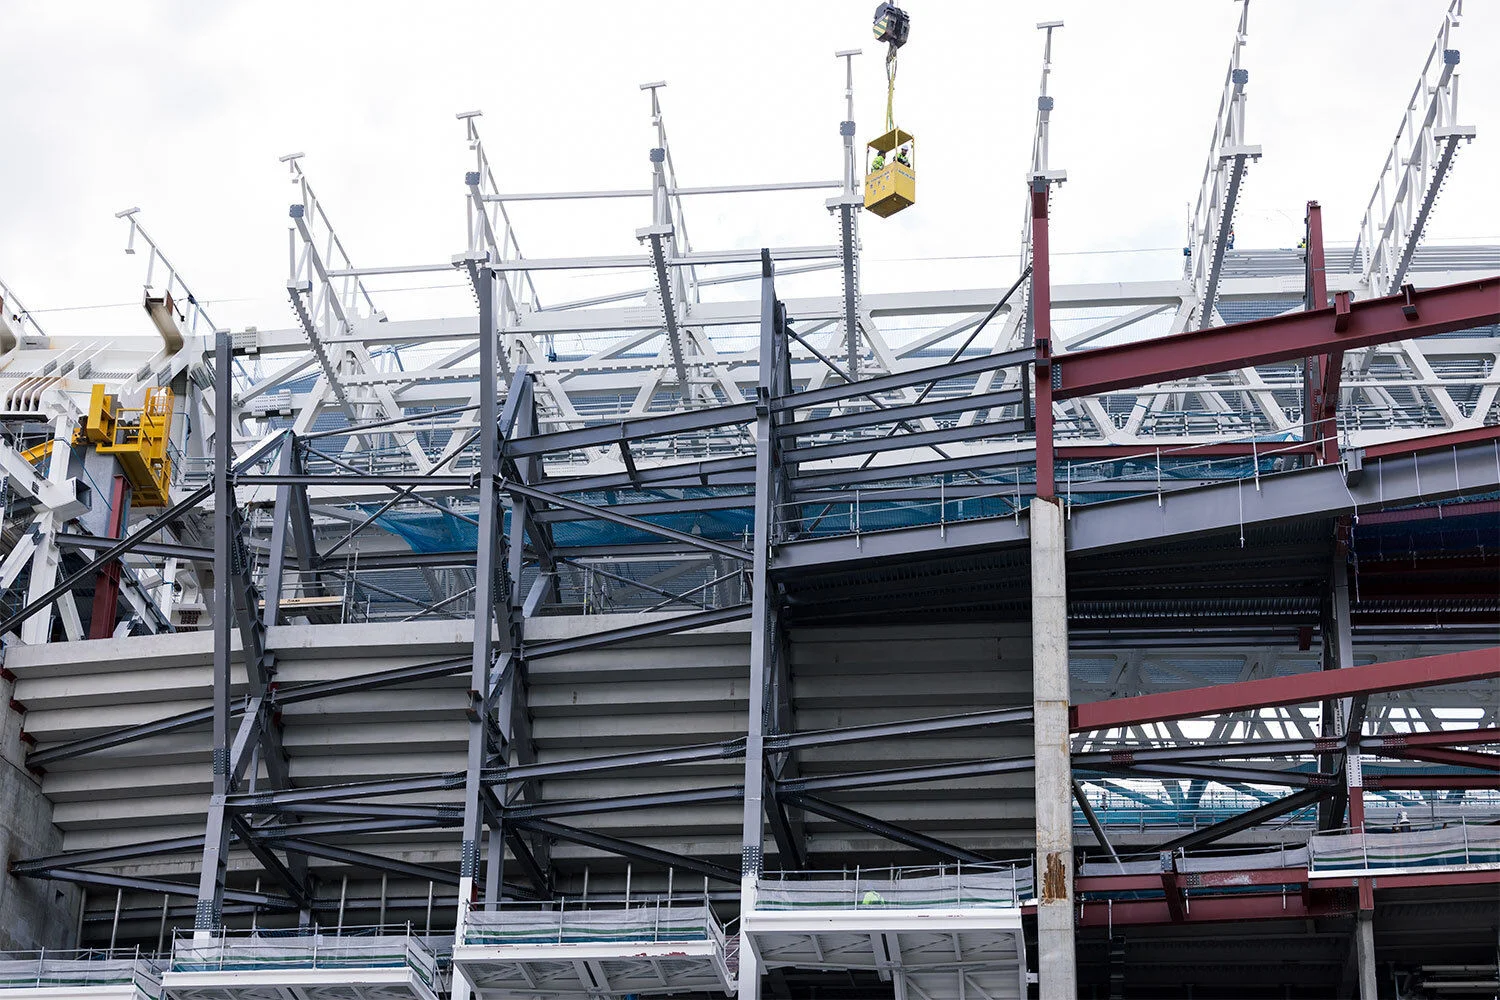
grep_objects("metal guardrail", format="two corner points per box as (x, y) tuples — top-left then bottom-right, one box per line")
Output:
(0, 947), (161, 996)
(1309, 820), (1500, 874)
(756, 860), (1034, 909)
(462, 898), (725, 948)
(774, 431), (1344, 540)
(168, 927), (437, 991)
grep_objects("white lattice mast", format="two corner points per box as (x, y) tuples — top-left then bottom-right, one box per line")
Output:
(1352, 0), (1475, 296)
(282, 155), (432, 470)
(1014, 20), (1065, 350)
(1184, 0), (1260, 330)
(830, 49), (864, 379)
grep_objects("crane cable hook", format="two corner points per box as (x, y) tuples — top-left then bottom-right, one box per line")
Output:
(872, 3), (911, 134)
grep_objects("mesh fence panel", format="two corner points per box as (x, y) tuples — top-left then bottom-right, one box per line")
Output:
(170, 935), (434, 989)
(755, 868), (1032, 910)
(1310, 826), (1500, 871)
(463, 905), (715, 946)
(0, 958), (160, 994)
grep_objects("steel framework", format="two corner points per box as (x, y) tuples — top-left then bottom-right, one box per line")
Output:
(0, 5), (1497, 998)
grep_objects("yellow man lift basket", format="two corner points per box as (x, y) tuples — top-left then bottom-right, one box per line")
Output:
(864, 128), (915, 218)
(74, 384), (175, 506)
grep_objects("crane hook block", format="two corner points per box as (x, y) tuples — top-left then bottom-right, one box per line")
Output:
(872, 3), (910, 48)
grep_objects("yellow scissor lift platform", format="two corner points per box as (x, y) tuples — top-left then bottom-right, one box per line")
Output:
(864, 128), (916, 218)
(73, 385), (174, 506)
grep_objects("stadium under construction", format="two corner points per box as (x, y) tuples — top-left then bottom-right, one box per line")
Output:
(0, 2), (1498, 997)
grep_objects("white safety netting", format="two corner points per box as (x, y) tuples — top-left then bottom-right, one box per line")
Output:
(1081, 846), (1309, 877)
(170, 935), (435, 989)
(463, 904), (717, 947)
(755, 866), (1032, 910)
(1310, 825), (1500, 871)
(0, 957), (160, 996)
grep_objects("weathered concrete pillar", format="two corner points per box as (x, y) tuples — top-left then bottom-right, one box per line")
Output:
(1, 668), (81, 950)
(1030, 496), (1076, 997)
(1355, 880), (1378, 998)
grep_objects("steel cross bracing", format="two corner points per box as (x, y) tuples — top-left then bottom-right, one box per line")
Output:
(1183, 0), (1261, 330)
(1352, 0), (1476, 297)
(0, 27), (1496, 989)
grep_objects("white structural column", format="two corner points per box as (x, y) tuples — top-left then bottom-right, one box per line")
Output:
(1030, 496), (1075, 996)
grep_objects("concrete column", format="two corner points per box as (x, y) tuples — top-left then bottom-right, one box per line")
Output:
(1354, 911), (1377, 998)
(1030, 496), (1076, 997)
(1, 668), (81, 949)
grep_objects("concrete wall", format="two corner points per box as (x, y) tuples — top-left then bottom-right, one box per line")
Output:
(0, 661), (81, 951)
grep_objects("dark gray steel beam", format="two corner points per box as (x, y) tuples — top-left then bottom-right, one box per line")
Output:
(543, 456), (756, 496)
(772, 347), (1033, 414)
(267, 837), (460, 886)
(532, 493), (755, 524)
(493, 740), (744, 785)
(504, 785), (743, 821)
(783, 793), (990, 864)
(237, 474), (471, 488)
(777, 389), (1023, 440)
(514, 818), (739, 884)
(523, 603), (752, 659)
(54, 534), (212, 561)
(502, 478), (751, 562)
(35, 868), (297, 909)
(769, 707), (1033, 753)
(13, 836), (208, 875)
(273, 656), (470, 705)
(1072, 781), (1119, 864)
(194, 329), (238, 930)
(788, 449), (1035, 492)
(458, 260), (500, 913)
(28, 707), (214, 768)
(1093, 762), (1332, 788)
(506, 403), (756, 459)
(781, 418), (1027, 465)
(777, 755), (1034, 795)
(231, 773), (460, 810)
(1156, 787), (1329, 853)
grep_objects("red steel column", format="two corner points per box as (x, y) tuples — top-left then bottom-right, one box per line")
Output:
(1303, 201), (1343, 465)
(88, 476), (130, 640)
(1031, 181), (1055, 499)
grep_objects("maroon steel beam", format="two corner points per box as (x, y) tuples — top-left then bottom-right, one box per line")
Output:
(1077, 891), (1351, 927)
(1078, 867), (1306, 894)
(1362, 424), (1500, 459)
(1303, 201), (1344, 465)
(88, 477), (130, 641)
(1032, 181), (1055, 499)
(1366, 774), (1500, 790)
(1056, 443), (1316, 460)
(1053, 274), (1500, 399)
(1357, 499), (1500, 525)
(1366, 727), (1500, 750)
(1071, 647), (1500, 732)
(1378, 745), (1500, 772)
(1316, 868), (1500, 890)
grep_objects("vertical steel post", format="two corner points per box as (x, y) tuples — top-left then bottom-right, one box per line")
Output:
(737, 250), (781, 1000)
(193, 330), (235, 933)
(261, 443), (298, 629)
(1303, 201), (1343, 466)
(457, 263), (501, 951)
(1031, 181), (1056, 499)
(87, 477), (130, 639)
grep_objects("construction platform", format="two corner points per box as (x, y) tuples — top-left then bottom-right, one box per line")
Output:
(742, 864), (1030, 1000)
(453, 899), (736, 998)
(159, 931), (440, 1000)
(0, 951), (162, 1000)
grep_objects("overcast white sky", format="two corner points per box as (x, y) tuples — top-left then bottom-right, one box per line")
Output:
(1, 0), (1495, 338)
